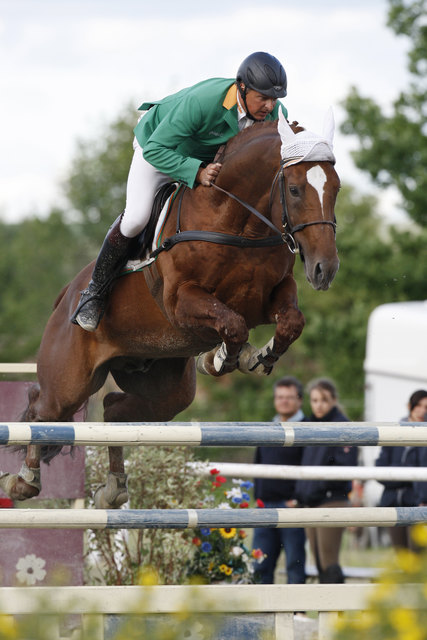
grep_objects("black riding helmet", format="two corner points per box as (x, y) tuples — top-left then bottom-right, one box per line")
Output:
(236, 52), (287, 99)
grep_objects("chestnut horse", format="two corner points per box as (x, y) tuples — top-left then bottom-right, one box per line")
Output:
(0, 112), (340, 507)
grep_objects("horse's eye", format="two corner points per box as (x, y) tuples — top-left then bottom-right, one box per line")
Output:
(289, 186), (299, 196)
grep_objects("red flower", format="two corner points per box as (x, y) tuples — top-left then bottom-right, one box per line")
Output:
(212, 481), (222, 488)
(238, 530), (247, 539)
(256, 499), (265, 508)
(192, 537), (201, 546)
(209, 468), (220, 476)
(216, 476), (227, 484)
(239, 501), (249, 508)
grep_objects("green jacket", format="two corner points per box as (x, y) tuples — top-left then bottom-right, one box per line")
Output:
(134, 77), (287, 188)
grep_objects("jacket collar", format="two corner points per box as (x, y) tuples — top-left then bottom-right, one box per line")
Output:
(222, 84), (239, 134)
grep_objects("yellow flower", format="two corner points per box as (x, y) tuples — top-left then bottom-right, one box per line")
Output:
(224, 566), (233, 576)
(395, 549), (419, 573)
(137, 566), (159, 586)
(369, 581), (397, 604)
(0, 615), (18, 638)
(208, 561), (215, 571)
(389, 608), (424, 640)
(219, 564), (228, 573)
(354, 610), (380, 630)
(390, 608), (417, 631)
(219, 527), (236, 539)
(411, 524), (427, 547)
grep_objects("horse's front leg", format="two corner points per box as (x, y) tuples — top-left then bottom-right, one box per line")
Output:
(238, 276), (305, 375)
(172, 284), (249, 376)
(0, 445), (42, 500)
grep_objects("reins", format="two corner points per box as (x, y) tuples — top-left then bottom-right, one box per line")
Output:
(149, 159), (337, 260)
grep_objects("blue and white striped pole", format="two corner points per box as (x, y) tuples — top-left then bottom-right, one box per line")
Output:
(1, 507), (427, 529)
(1, 422), (427, 446)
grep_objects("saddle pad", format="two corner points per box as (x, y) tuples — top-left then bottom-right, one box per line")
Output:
(123, 185), (178, 272)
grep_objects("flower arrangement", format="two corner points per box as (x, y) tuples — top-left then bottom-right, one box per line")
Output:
(186, 469), (266, 584)
(85, 445), (214, 585)
(332, 524), (427, 640)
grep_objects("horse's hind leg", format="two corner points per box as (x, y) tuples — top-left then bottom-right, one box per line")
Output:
(93, 445), (128, 509)
(0, 445), (42, 500)
(93, 357), (196, 509)
(0, 384), (44, 500)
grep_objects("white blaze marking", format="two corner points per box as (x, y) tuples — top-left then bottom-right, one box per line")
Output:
(306, 165), (327, 218)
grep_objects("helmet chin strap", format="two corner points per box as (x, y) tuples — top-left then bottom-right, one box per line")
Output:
(236, 82), (257, 121)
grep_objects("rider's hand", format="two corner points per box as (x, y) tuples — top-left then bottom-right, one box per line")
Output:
(196, 163), (222, 186)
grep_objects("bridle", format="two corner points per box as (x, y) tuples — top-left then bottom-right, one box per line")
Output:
(149, 159), (337, 260)
(270, 159), (337, 254)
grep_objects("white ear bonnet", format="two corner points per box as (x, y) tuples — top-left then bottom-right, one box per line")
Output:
(277, 108), (336, 166)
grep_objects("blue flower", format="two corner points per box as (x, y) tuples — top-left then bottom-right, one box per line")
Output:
(201, 542), (212, 553)
(200, 527), (211, 536)
(242, 492), (251, 501)
(240, 481), (254, 489)
(232, 496), (242, 504)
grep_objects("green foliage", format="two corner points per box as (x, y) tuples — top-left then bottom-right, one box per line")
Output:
(340, 0), (427, 226)
(63, 105), (135, 247)
(0, 210), (83, 361)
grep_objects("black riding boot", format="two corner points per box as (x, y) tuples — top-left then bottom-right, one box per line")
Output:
(71, 217), (134, 331)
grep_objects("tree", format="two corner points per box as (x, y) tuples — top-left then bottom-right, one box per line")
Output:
(340, 0), (427, 226)
(0, 210), (83, 361)
(63, 105), (135, 248)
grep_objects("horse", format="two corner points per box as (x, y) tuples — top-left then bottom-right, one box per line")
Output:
(0, 111), (340, 507)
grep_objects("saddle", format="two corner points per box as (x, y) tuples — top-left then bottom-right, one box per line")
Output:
(129, 182), (179, 260)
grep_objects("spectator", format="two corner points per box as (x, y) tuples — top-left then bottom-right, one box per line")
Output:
(252, 376), (306, 584)
(295, 378), (357, 583)
(378, 389), (427, 547)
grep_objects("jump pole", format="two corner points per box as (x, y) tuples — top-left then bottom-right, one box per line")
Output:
(1, 422), (427, 446)
(1, 507), (427, 529)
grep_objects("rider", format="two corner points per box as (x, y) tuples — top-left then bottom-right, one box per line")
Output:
(71, 52), (288, 332)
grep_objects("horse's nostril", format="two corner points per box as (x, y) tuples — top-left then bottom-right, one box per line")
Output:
(314, 263), (323, 281)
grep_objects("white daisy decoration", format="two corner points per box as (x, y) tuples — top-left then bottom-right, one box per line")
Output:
(16, 554), (47, 586)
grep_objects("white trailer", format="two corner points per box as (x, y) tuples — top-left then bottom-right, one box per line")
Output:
(362, 300), (427, 511)
(364, 300), (427, 421)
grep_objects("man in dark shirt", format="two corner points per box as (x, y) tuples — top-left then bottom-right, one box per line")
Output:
(252, 376), (305, 583)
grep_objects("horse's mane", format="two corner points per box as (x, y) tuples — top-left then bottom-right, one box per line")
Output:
(222, 119), (305, 160)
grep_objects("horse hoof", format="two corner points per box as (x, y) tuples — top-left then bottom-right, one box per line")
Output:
(238, 343), (273, 376)
(196, 351), (212, 375)
(197, 343), (240, 377)
(0, 473), (41, 501)
(196, 346), (222, 376)
(94, 472), (128, 509)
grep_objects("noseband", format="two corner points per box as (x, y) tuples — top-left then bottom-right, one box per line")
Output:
(149, 160), (336, 261)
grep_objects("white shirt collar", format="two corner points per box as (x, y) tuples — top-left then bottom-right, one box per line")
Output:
(236, 90), (253, 130)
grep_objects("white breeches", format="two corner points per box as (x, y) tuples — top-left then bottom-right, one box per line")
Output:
(119, 137), (171, 238)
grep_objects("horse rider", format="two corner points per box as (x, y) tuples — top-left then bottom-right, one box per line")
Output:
(71, 51), (288, 332)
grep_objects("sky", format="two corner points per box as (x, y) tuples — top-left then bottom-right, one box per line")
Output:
(0, 0), (411, 224)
